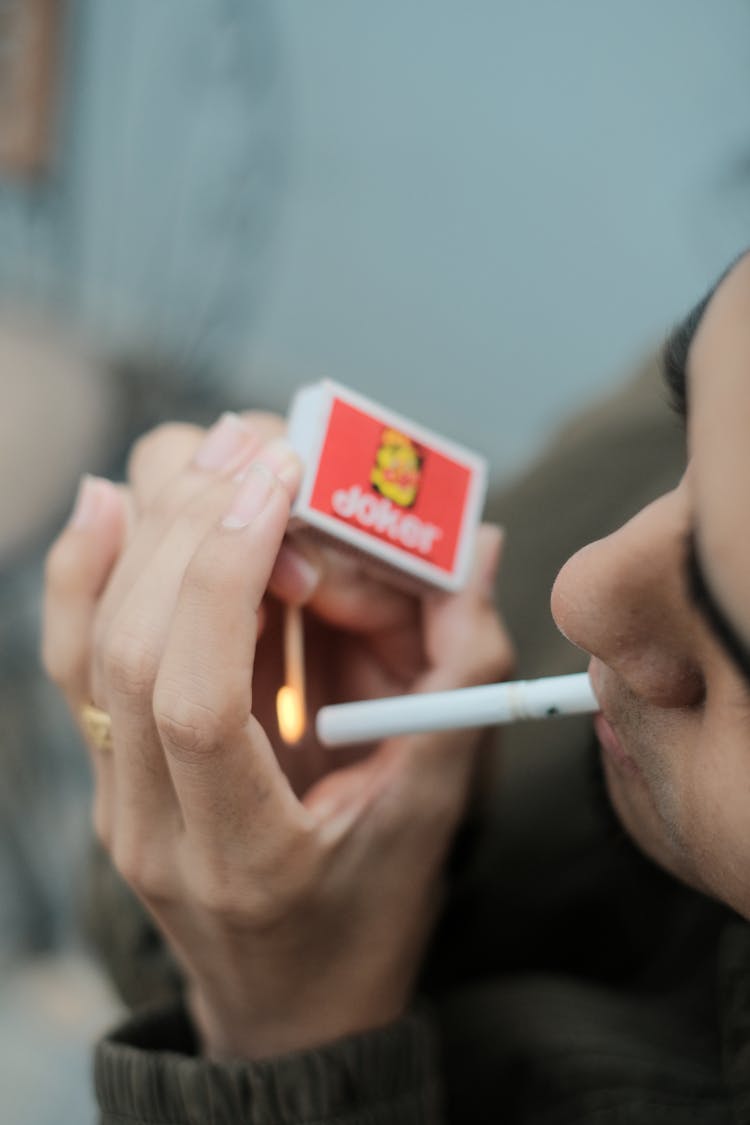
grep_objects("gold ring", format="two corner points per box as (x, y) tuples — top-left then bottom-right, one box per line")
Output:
(80, 703), (113, 752)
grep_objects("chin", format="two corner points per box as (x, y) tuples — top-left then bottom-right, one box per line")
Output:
(599, 749), (716, 903)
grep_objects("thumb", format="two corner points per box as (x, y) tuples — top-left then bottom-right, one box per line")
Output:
(356, 524), (515, 841)
(420, 523), (515, 691)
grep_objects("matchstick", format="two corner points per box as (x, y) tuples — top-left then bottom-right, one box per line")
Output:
(276, 604), (307, 744)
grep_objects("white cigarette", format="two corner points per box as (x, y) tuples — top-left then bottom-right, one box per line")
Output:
(315, 672), (598, 747)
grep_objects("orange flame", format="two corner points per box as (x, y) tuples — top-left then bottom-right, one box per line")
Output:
(276, 684), (306, 745)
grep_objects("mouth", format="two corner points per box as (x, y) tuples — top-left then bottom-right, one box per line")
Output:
(588, 660), (642, 779)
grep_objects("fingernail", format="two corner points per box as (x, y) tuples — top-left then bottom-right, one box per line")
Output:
(274, 542), (321, 600)
(69, 475), (103, 529)
(193, 413), (248, 471)
(237, 437), (302, 492)
(222, 464), (276, 530)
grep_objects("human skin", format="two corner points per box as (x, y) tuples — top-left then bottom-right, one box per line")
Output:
(551, 250), (750, 919)
(43, 252), (750, 1057)
(42, 412), (513, 1059)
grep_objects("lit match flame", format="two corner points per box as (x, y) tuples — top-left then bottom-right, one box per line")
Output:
(276, 684), (306, 744)
(276, 604), (307, 745)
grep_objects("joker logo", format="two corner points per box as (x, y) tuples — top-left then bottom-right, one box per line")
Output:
(370, 428), (422, 508)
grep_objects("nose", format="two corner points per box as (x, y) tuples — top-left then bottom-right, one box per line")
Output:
(550, 487), (704, 708)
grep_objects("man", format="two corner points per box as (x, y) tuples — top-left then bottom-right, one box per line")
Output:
(553, 249), (750, 919)
(42, 250), (750, 1123)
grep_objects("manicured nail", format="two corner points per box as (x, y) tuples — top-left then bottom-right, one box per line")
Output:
(69, 475), (103, 529)
(193, 413), (248, 471)
(222, 464), (276, 529)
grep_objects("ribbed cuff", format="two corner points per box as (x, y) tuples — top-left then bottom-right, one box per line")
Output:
(95, 1000), (442, 1124)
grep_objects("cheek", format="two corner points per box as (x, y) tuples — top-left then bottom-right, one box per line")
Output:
(603, 748), (713, 903)
(691, 332), (750, 656)
(600, 712), (691, 871)
(608, 710), (750, 917)
(685, 709), (750, 915)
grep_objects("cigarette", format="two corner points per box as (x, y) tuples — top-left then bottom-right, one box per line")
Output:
(315, 672), (598, 747)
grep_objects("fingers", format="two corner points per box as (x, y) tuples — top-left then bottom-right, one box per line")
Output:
(42, 476), (128, 846)
(127, 409), (323, 609)
(268, 539), (322, 606)
(127, 411), (418, 631)
(42, 476), (127, 707)
(154, 461), (308, 854)
(96, 415), (279, 664)
(401, 523), (514, 770)
(128, 412), (285, 511)
(97, 435), (304, 865)
(419, 523), (514, 691)
(271, 533), (418, 630)
(327, 524), (515, 840)
(126, 422), (204, 510)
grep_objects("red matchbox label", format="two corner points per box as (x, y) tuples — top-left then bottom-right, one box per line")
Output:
(307, 397), (472, 576)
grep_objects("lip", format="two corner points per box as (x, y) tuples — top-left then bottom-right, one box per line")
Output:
(593, 713), (641, 778)
(588, 660), (642, 779)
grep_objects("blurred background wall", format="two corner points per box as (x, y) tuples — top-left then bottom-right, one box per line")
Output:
(1, 2), (750, 1122)
(3, 0), (750, 478)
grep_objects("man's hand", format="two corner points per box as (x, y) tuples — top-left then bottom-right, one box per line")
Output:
(42, 413), (513, 1060)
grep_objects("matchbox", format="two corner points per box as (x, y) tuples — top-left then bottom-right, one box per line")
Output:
(286, 380), (487, 592)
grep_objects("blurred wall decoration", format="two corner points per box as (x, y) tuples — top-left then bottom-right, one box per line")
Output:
(0, 0), (286, 376)
(0, 0), (63, 175)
